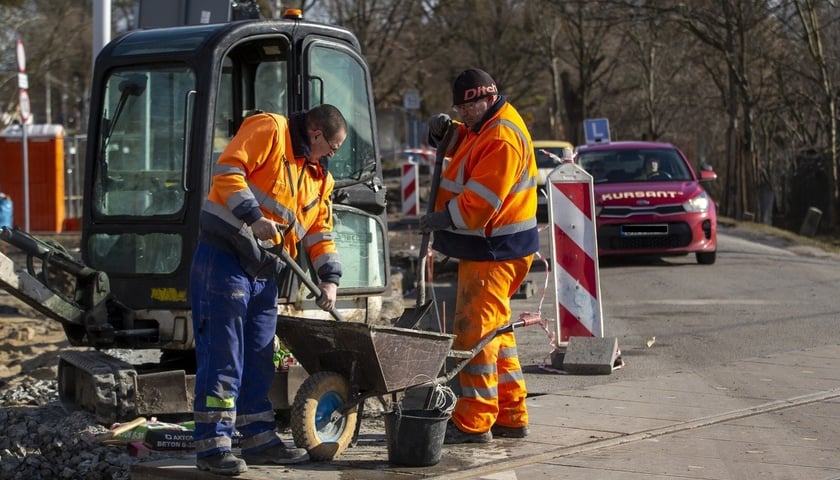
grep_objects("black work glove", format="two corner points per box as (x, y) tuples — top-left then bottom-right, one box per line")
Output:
(419, 210), (452, 233)
(427, 113), (451, 148)
(331, 189), (350, 204)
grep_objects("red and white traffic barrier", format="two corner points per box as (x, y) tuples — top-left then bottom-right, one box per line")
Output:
(546, 162), (603, 343)
(401, 162), (419, 217)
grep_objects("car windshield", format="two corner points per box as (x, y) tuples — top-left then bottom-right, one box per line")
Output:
(577, 148), (692, 183)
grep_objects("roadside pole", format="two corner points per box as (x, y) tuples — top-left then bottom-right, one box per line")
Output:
(17, 38), (30, 232)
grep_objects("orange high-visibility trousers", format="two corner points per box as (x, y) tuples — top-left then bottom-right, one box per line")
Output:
(451, 255), (533, 434)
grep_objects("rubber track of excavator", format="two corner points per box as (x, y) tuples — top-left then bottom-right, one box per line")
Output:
(58, 350), (138, 425)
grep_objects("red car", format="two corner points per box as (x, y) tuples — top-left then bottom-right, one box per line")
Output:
(574, 141), (718, 264)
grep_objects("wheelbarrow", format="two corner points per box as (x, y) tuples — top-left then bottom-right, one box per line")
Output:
(277, 314), (540, 461)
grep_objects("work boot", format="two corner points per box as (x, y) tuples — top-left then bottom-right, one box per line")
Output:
(491, 424), (530, 438)
(196, 451), (248, 476)
(241, 441), (310, 465)
(443, 421), (492, 444)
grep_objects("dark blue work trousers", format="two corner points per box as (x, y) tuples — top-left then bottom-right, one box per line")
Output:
(190, 240), (281, 458)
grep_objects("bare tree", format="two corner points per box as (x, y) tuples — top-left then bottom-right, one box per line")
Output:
(0, 0), (836, 235)
(787, 0), (840, 227)
(617, 6), (703, 142)
(420, 1), (545, 114)
(675, 0), (782, 220)
(535, 1), (624, 145)
(315, 0), (432, 109)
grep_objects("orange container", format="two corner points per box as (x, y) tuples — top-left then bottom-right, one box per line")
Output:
(0, 124), (66, 233)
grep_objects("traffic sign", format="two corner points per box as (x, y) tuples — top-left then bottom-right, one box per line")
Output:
(583, 118), (610, 145)
(19, 90), (30, 122)
(546, 162), (604, 341)
(16, 39), (26, 72)
(403, 89), (420, 110)
(400, 162), (419, 216)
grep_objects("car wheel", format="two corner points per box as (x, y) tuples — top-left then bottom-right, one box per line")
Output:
(696, 251), (716, 265)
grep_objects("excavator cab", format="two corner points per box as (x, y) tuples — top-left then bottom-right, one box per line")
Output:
(81, 17), (389, 351)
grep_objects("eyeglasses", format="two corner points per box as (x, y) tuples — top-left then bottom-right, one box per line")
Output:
(451, 97), (487, 115)
(318, 133), (341, 154)
(326, 137), (341, 154)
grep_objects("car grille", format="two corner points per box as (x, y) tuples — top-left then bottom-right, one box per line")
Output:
(599, 204), (685, 217)
(599, 222), (692, 249)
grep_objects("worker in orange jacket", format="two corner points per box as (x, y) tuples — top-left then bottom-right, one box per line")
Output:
(421, 69), (539, 444)
(191, 105), (346, 475)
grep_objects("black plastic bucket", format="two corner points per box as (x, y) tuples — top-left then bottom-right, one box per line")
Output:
(384, 408), (450, 466)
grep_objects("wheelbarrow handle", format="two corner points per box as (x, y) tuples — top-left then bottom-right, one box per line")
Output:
(505, 312), (543, 331)
(268, 244), (345, 322)
(437, 314), (540, 383)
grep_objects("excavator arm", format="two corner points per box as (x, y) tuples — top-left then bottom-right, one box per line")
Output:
(0, 226), (135, 347)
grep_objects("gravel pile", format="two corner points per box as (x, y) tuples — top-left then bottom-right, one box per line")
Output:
(0, 380), (178, 480)
(0, 377), (390, 479)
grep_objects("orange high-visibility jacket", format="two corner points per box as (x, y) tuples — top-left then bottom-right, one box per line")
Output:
(199, 112), (341, 283)
(432, 98), (539, 260)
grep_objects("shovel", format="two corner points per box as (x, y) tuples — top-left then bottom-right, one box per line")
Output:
(268, 243), (345, 322)
(394, 123), (459, 329)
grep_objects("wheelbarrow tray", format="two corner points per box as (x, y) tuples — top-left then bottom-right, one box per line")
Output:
(277, 317), (455, 395)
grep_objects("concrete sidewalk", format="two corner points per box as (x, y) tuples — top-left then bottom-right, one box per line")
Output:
(131, 344), (840, 480)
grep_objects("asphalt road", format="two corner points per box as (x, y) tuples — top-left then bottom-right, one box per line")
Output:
(414, 222), (840, 395)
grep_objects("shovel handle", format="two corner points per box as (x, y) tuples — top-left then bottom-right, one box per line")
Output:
(98, 416), (147, 441)
(272, 246), (345, 322)
(418, 124), (460, 307)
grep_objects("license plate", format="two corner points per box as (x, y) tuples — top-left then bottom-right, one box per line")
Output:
(620, 224), (668, 237)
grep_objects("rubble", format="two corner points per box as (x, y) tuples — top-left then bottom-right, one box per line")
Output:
(0, 393), (165, 479)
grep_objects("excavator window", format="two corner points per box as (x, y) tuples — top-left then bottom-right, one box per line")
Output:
(308, 43), (376, 184)
(213, 40), (290, 157)
(87, 66), (195, 274)
(93, 66), (195, 218)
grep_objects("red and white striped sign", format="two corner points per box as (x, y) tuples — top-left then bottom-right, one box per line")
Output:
(17, 39), (30, 123)
(401, 162), (419, 216)
(546, 162), (603, 342)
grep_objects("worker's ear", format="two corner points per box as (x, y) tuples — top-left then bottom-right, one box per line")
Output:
(307, 128), (320, 143)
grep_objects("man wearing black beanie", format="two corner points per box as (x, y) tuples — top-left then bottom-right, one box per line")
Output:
(421, 68), (539, 444)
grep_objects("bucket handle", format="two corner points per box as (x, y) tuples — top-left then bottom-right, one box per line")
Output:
(395, 377), (457, 414)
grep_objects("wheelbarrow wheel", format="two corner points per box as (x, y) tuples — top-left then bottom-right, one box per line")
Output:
(290, 371), (357, 461)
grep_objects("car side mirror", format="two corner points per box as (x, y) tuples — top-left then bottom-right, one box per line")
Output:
(699, 167), (717, 183)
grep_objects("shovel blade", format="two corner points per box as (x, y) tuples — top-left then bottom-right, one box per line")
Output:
(394, 300), (436, 330)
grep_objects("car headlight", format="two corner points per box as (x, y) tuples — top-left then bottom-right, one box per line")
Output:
(683, 191), (710, 213)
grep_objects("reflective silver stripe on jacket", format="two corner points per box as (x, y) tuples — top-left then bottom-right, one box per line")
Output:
(439, 119), (535, 238)
(202, 191), (307, 241)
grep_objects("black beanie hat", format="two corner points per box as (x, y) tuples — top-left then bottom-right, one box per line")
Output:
(452, 68), (498, 106)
